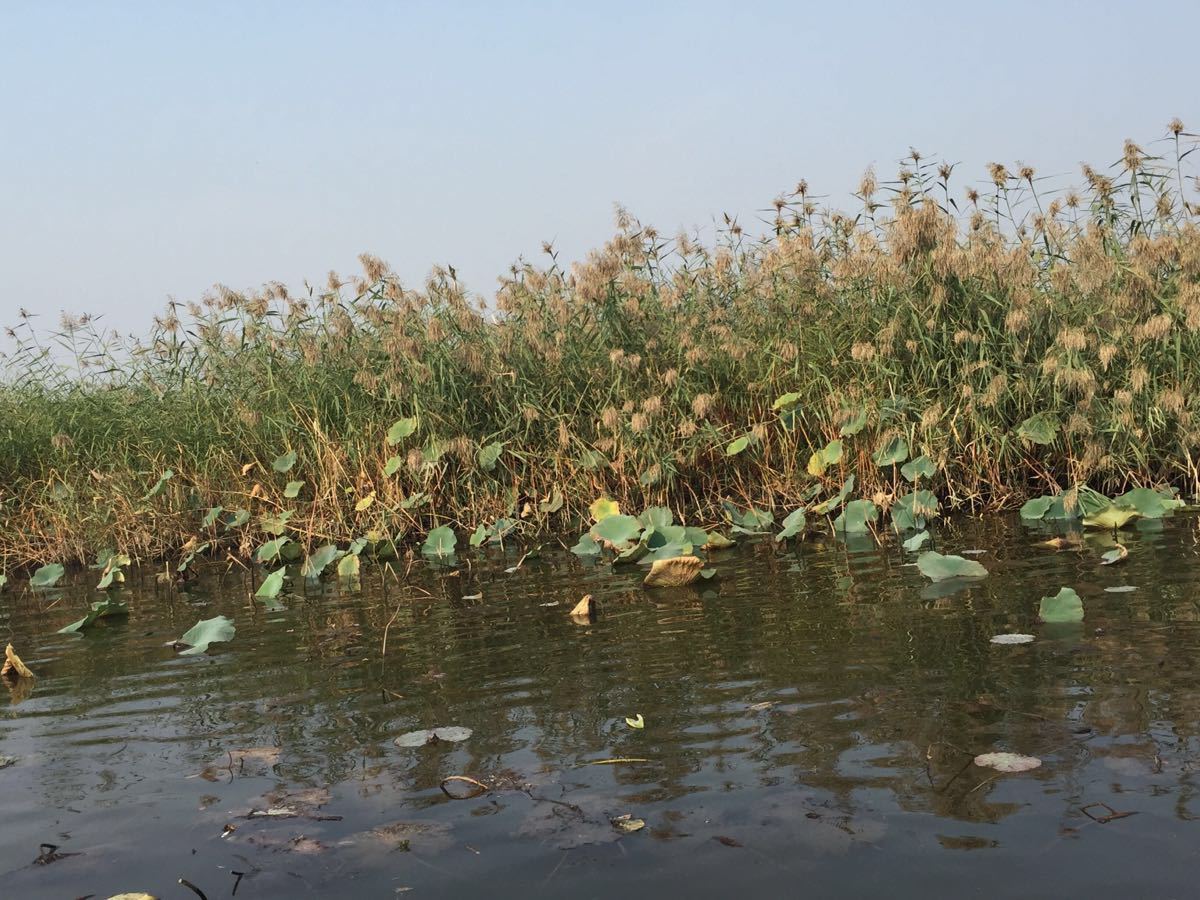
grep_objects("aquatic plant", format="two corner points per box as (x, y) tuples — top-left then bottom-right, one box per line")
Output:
(1, 124), (1198, 566)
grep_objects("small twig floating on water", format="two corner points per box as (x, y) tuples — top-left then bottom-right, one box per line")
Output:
(441, 775), (489, 799)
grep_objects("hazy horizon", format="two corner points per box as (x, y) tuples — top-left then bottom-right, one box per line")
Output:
(2, 0), (1198, 338)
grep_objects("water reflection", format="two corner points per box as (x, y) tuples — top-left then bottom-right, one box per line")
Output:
(2, 513), (1200, 897)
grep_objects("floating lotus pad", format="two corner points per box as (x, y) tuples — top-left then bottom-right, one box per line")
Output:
(394, 726), (474, 748)
(973, 752), (1042, 772)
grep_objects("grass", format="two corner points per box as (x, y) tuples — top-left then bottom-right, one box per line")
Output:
(2, 122), (1199, 568)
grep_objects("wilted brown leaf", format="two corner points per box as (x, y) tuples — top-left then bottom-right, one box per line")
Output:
(569, 594), (594, 624)
(1, 644), (33, 680)
(1037, 536), (1080, 550)
(643, 556), (703, 588)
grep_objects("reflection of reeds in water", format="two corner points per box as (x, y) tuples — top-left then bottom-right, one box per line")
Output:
(2, 124), (1199, 564)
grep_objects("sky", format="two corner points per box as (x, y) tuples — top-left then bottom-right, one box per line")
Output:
(1, 0), (1197, 338)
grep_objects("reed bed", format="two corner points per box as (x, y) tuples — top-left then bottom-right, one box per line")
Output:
(2, 123), (1199, 567)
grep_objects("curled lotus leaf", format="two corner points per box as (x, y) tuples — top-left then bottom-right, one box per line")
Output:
(702, 532), (736, 550)
(776, 508), (807, 541)
(1082, 504), (1139, 530)
(30, 563), (65, 589)
(302, 544), (343, 579)
(643, 556), (704, 588)
(176, 616), (236, 656)
(900, 455), (937, 482)
(871, 435), (909, 467)
(839, 406), (869, 436)
(476, 441), (504, 472)
(255, 566), (287, 599)
(1100, 544), (1128, 566)
(812, 475), (856, 516)
(772, 391), (802, 410)
(571, 533), (602, 557)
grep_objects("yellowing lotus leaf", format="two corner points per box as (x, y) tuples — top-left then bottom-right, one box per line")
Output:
(1, 643), (33, 679)
(589, 498), (620, 522)
(643, 555), (703, 588)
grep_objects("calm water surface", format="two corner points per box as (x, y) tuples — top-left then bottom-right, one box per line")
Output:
(3, 515), (1200, 898)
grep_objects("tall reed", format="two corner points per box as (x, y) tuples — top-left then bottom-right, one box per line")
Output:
(2, 123), (1198, 565)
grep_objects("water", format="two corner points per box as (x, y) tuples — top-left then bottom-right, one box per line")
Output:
(3, 514), (1200, 898)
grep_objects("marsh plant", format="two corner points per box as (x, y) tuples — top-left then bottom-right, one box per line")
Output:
(2, 123), (1199, 565)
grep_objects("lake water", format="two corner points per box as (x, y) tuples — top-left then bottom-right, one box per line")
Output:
(3, 514), (1200, 898)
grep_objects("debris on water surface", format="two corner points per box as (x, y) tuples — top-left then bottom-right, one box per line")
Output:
(990, 634), (1035, 645)
(1081, 802), (1138, 824)
(1038, 536), (1081, 550)
(365, 821), (455, 854)
(33, 843), (80, 865)
(440, 775), (489, 799)
(973, 752), (1042, 772)
(196, 746), (281, 780)
(625, 713), (644, 729)
(610, 814), (646, 833)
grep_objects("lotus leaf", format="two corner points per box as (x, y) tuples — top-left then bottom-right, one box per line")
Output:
(176, 616), (236, 656)
(1039, 586), (1083, 623)
(916, 551), (988, 581)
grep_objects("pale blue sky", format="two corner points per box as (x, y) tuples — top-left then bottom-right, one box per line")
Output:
(1, 0), (1196, 335)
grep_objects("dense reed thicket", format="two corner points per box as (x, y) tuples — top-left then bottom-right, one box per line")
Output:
(2, 124), (1199, 566)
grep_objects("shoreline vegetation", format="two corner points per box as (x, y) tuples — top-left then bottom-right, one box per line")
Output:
(3, 123), (1200, 577)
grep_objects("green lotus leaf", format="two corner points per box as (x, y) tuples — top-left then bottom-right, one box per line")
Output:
(1016, 413), (1057, 446)
(1038, 586), (1083, 623)
(386, 417), (418, 445)
(421, 525), (457, 558)
(872, 435), (909, 467)
(916, 551), (988, 581)
(176, 615), (236, 656)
